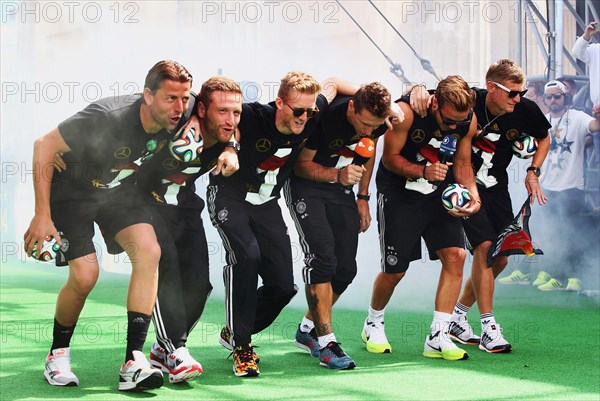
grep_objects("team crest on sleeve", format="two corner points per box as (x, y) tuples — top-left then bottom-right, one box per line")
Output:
(433, 129), (442, 139)
(114, 147), (132, 159)
(329, 139), (344, 149)
(217, 208), (229, 222)
(162, 158), (180, 170)
(256, 139), (271, 152)
(506, 129), (519, 141)
(411, 129), (426, 143)
(208, 159), (217, 170)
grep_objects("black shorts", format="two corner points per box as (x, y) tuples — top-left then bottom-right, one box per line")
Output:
(462, 186), (513, 250)
(377, 189), (465, 273)
(50, 183), (153, 264)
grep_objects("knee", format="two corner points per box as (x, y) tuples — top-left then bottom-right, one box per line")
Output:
(381, 271), (405, 286)
(67, 263), (99, 296)
(439, 248), (466, 274)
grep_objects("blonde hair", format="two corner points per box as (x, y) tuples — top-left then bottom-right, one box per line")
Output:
(485, 59), (525, 85)
(435, 75), (476, 112)
(199, 76), (242, 107)
(277, 71), (321, 102)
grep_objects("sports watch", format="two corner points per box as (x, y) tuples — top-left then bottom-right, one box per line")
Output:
(225, 140), (240, 152)
(526, 166), (541, 177)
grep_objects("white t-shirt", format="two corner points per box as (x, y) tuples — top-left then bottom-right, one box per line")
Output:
(572, 37), (600, 105)
(541, 109), (593, 191)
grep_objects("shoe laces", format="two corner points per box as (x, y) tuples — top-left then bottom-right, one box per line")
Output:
(48, 354), (72, 372)
(231, 345), (256, 364)
(325, 342), (346, 357)
(172, 347), (194, 365)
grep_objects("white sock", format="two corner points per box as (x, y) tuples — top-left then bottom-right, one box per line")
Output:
(451, 302), (470, 322)
(300, 317), (314, 333)
(368, 306), (385, 322)
(431, 311), (452, 335)
(480, 312), (496, 330)
(317, 333), (336, 349)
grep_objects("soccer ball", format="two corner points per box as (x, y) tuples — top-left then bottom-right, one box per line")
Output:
(512, 135), (538, 159)
(169, 127), (203, 162)
(31, 236), (62, 262)
(441, 183), (472, 212)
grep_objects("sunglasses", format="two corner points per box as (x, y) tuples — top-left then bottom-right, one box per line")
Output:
(543, 93), (564, 100)
(285, 103), (319, 118)
(439, 107), (473, 127)
(492, 81), (528, 98)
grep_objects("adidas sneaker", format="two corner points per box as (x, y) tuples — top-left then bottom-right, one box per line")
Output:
(479, 324), (512, 353)
(498, 270), (531, 285)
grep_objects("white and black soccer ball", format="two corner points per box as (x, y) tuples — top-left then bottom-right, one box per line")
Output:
(31, 236), (62, 262)
(441, 183), (472, 212)
(512, 135), (538, 159)
(169, 127), (203, 162)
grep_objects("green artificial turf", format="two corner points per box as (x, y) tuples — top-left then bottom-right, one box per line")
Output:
(0, 260), (598, 400)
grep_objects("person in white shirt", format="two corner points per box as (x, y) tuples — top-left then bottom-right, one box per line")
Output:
(537, 80), (600, 291)
(572, 21), (599, 106)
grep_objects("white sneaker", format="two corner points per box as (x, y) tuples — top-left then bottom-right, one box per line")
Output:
(149, 343), (169, 373)
(423, 328), (468, 361)
(119, 350), (164, 391)
(479, 323), (512, 353)
(361, 318), (392, 353)
(164, 347), (203, 383)
(44, 347), (79, 386)
(448, 316), (481, 345)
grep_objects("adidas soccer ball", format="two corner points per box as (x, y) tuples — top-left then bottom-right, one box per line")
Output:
(441, 183), (472, 212)
(31, 236), (62, 262)
(169, 127), (203, 162)
(512, 135), (538, 159)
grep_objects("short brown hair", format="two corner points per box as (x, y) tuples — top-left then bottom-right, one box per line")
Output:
(485, 59), (525, 85)
(353, 82), (391, 119)
(144, 60), (193, 93)
(277, 71), (321, 102)
(199, 76), (242, 107)
(435, 75), (476, 112)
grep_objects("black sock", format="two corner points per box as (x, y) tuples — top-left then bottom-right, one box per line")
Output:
(125, 311), (151, 363)
(50, 318), (76, 352)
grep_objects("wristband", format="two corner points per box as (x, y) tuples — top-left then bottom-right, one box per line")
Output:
(357, 193), (370, 201)
(337, 167), (343, 184)
(422, 165), (427, 178)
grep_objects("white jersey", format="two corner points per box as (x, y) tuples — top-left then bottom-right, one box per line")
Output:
(541, 109), (593, 191)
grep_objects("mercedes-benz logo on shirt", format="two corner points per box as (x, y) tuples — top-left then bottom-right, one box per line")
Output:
(411, 129), (425, 143)
(162, 158), (180, 170)
(256, 139), (271, 152)
(329, 139), (344, 149)
(114, 147), (132, 159)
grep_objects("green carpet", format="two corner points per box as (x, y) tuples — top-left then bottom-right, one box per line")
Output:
(0, 260), (598, 400)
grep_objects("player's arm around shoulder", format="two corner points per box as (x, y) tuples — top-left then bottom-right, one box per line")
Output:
(215, 129), (240, 177)
(320, 77), (359, 104)
(452, 116), (481, 217)
(381, 102), (420, 178)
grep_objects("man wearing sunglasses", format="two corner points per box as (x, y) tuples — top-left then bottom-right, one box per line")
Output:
(285, 82), (394, 370)
(360, 76), (481, 361)
(207, 72), (357, 377)
(441, 60), (552, 354)
(506, 81), (600, 292)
